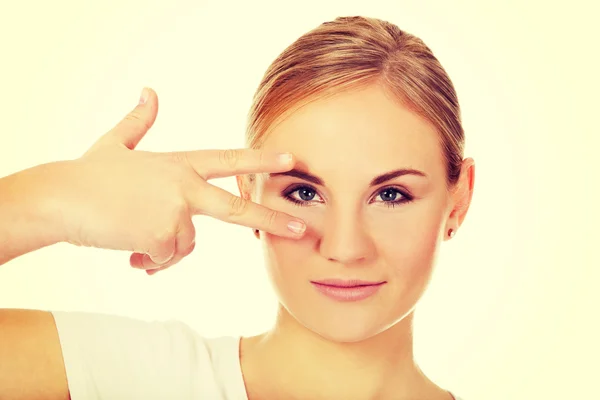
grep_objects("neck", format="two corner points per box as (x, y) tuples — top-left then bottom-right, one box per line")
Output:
(241, 305), (448, 400)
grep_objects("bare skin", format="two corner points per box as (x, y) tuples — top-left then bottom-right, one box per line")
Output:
(236, 84), (475, 400)
(0, 88), (306, 269)
(0, 86), (474, 399)
(240, 314), (456, 400)
(0, 88), (307, 399)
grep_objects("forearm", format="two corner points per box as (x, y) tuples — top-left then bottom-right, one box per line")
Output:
(0, 162), (66, 266)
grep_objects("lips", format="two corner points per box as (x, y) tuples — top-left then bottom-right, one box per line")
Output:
(310, 279), (386, 302)
(311, 279), (384, 287)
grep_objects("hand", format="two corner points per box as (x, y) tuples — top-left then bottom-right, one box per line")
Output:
(49, 87), (305, 273)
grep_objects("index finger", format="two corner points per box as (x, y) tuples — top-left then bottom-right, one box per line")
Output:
(179, 149), (295, 180)
(191, 182), (307, 238)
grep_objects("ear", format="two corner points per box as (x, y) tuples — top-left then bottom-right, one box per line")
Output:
(448, 157), (475, 231)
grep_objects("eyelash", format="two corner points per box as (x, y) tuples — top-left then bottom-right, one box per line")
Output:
(281, 184), (414, 208)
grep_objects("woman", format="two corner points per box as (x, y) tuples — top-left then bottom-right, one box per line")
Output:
(0, 16), (474, 399)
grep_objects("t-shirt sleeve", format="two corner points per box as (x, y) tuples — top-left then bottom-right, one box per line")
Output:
(51, 311), (222, 400)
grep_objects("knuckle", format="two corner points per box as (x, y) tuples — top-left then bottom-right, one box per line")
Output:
(177, 200), (190, 216)
(219, 149), (240, 169)
(168, 203), (189, 227)
(228, 196), (249, 217)
(150, 228), (176, 251)
(125, 111), (151, 130)
(168, 151), (189, 167)
(183, 241), (196, 256)
(263, 209), (278, 229)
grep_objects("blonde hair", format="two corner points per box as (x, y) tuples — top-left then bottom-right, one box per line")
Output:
(245, 16), (464, 186)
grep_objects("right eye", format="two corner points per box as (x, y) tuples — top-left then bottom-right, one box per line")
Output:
(282, 185), (323, 206)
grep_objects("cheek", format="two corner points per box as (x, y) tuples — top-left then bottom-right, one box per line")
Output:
(262, 233), (313, 283)
(369, 204), (445, 280)
(258, 194), (324, 280)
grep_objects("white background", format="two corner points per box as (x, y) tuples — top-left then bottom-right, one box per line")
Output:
(0, 1), (598, 399)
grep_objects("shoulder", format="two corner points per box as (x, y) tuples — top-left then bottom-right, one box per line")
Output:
(51, 311), (243, 399)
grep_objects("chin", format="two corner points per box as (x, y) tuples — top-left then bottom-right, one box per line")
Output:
(288, 304), (401, 344)
(312, 326), (385, 344)
(273, 282), (418, 345)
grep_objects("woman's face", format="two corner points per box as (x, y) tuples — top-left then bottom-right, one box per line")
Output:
(245, 84), (457, 343)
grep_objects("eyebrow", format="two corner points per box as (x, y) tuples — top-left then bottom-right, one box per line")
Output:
(269, 168), (427, 187)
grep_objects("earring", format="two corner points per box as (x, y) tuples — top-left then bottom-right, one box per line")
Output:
(448, 228), (455, 238)
(253, 229), (260, 239)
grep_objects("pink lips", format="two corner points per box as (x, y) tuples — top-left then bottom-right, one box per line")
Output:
(310, 279), (386, 302)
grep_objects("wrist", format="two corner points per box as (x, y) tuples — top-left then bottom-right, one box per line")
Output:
(31, 161), (74, 246)
(0, 161), (71, 264)
(11, 161), (71, 247)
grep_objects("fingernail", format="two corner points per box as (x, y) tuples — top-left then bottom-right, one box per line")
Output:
(287, 221), (306, 234)
(278, 153), (293, 165)
(139, 88), (149, 105)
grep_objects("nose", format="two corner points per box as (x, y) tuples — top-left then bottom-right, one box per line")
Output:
(318, 206), (376, 265)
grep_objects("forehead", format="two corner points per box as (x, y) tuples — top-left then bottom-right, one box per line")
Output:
(261, 84), (445, 182)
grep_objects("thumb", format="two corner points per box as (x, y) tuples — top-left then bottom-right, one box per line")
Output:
(103, 87), (159, 150)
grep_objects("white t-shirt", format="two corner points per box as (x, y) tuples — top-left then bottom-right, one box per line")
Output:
(52, 311), (463, 400)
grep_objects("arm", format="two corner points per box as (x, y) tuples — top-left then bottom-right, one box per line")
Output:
(1, 88), (303, 269)
(0, 309), (217, 400)
(0, 309), (70, 400)
(0, 165), (71, 397)
(0, 87), (303, 398)
(0, 161), (67, 266)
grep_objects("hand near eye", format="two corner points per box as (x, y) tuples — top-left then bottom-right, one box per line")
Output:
(0, 88), (306, 272)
